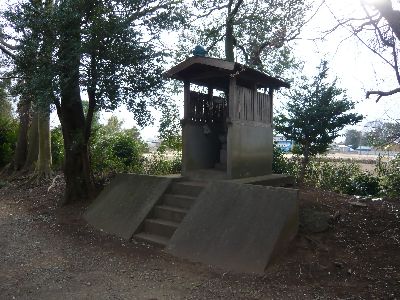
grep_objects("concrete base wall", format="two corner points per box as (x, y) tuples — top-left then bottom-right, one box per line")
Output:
(166, 181), (298, 274)
(182, 123), (220, 174)
(227, 122), (273, 178)
(84, 174), (171, 239)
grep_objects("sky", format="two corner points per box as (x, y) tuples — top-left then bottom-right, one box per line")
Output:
(99, 0), (400, 142)
(2, 0), (399, 143)
(292, 0), (400, 136)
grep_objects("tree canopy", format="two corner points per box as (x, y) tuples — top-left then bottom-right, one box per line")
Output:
(364, 120), (400, 147)
(275, 61), (363, 179)
(329, 0), (400, 101)
(345, 129), (363, 149)
(1, 0), (185, 203)
(176, 0), (314, 75)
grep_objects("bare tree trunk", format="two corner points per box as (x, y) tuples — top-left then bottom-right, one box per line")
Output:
(224, 0), (244, 62)
(225, 18), (235, 62)
(11, 97), (31, 172)
(56, 6), (95, 204)
(23, 110), (39, 171)
(35, 110), (52, 179)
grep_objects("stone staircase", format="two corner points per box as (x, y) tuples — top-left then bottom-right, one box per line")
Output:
(134, 180), (206, 247)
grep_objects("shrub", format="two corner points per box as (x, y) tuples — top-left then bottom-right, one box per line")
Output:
(0, 117), (18, 168)
(272, 143), (300, 178)
(274, 153), (383, 197)
(306, 160), (361, 194)
(344, 172), (381, 196)
(144, 153), (182, 175)
(51, 126), (64, 169)
(380, 155), (400, 198)
(272, 143), (287, 174)
(91, 129), (147, 177)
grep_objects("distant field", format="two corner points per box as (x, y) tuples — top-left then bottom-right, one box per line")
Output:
(322, 152), (394, 173)
(285, 152), (397, 174)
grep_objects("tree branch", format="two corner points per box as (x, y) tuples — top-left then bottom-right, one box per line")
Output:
(230, 0), (244, 18)
(366, 87), (400, 102)
(193, 4), (229, 20)
(0, 43), (15, 58)
(236, 43), (249, 64)
(0, 38), (18, 50)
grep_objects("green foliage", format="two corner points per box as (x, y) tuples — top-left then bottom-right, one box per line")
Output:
(144, 153), (182, 175)
(0, 116), (18, 168)
(177, 0), (310, 74)
(379, 155), (400, 198)
(272, 143), (298, 175)
(90, 116), (148, 177)
(345, 129), (363, 149)
(51, 126), (64, 169)
(158, 100), (182, 152)
(305, 160), (361, 193)
(0, 80), (18, 168)
(275, 61), (363, 165)
(0, 81), (13, 119)
(274, 154), (383, 197)
(345, 172), (381, 197)
(363, 121), (400, 148)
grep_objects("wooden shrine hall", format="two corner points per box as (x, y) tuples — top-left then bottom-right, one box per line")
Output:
(85, 56), (298, 274)
(165, 56), (290, 179)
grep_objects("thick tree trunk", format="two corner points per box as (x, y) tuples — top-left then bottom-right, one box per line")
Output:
(23, 110), (39, 171)
(374, 1), (400, 41)
(225, 18), (235, 62)
(35, 110), (52, 179)
(57, 6), (94, 205)
(12, 97), (31, 171)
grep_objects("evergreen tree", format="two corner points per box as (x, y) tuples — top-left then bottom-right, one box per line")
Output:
(4, 0), (184, 203)
(275, 61), (363, 181)
(345, 129), (363, 149)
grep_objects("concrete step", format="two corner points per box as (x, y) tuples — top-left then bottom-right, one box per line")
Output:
(168, 181), (206, 197)
(134, 232), (168, 247)
(144, 218), (179, 238)
(162, 194), (196, 209)
(154, 205), (188, 223)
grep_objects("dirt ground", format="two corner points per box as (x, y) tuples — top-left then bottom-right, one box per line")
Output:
(0, 175), (399, 299)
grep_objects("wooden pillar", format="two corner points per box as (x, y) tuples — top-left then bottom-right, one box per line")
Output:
(269, 88), (274, 123)
(184, 81), (190, 119)
(228, 77), (237, 120)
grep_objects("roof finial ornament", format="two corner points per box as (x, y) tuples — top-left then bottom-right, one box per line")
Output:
(193, 45), (207, 57)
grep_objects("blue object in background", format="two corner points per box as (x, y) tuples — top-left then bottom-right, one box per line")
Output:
(193, 45), (207, 57)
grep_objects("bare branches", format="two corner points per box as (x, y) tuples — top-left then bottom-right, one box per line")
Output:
(0, 38), (18, 50)
(0, 43), (15, 58)
(206, 33), (225, 52)
(193, 4), (229, 19)
(230, 0), (244, 18)
(323, 0), (400, 101)
(372, 0), (400, 41)
(236, 43), (248, 64)
(366, 87), (400, 102)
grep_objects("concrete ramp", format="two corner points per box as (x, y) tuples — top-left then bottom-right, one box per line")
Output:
(166, 181), (298, 274)
(84, 174), (172, 239)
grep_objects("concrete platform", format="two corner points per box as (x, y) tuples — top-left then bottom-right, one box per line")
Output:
(229, 173), (295, 187)
(168, 171), (294, 187)
(166, 181), (298, 274)
(84, 174), (172, 239)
